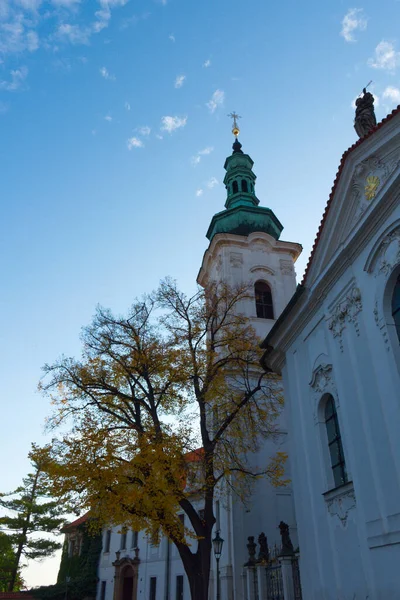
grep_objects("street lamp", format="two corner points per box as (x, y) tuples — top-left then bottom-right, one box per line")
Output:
(212, 530), (224, 600)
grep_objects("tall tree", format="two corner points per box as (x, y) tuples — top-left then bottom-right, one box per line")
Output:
(37, 279), (287, 600)
(0, 448), (65, 591)
(0, 533), (24, 592)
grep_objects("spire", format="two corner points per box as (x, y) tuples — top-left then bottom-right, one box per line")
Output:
(223, 115), (258, 210)
(205, 115), (283, 242)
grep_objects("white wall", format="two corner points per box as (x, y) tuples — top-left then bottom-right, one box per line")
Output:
(279, 197), (400, 599)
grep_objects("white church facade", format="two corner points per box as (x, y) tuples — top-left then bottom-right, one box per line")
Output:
(262, 101), (400, 599)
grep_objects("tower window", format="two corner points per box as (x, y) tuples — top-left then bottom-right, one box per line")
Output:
(241, 179), (248, 192)
(392, 273), (400, 343)
(232, 181), (239, 194)
(255, 281), (274, 319)
(325, 395), (348, 488)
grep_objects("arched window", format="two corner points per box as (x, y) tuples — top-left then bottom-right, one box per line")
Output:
(255, 281), (274, 319)
(241, 179), (248, 192)
(392, 273), (400, 343)
(325, 395), (348, 488)
(232, 181), (239, 194)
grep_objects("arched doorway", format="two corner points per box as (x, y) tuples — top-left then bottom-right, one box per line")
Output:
(112, 554), (140, 600)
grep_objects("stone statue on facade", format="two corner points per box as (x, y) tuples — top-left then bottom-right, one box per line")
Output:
(257, 532), (269, 563)
(279, 521), (294, 556)
(245, 535), (257, 566)
(354, 88), (377, 138)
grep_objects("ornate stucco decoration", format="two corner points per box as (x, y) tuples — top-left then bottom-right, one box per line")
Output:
(310, 364), (333, 394)
(309, 358), (337, 423)
(328, 285), (362, 351)
(375, 229), (400, 276)
(351, 154), (395, 219)
(364, 175), (380, 201)
(249, 264), (275, 276)
(366, 223), (400, 277)
(279, 259), (294, 276)
(326, 487), (356, 528)
(230, 252), (243, 267)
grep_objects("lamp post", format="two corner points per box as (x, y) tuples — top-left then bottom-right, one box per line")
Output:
(212, 530), (224, 600)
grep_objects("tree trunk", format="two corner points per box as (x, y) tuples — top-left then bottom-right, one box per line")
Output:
(8, 468), (40, 591)
(178, 537), (211, 600)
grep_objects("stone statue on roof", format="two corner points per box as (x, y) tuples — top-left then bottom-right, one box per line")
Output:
(354, 88), (377, 139)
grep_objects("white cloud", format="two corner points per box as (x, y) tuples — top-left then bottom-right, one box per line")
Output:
(161, 115), (187, 133)
(0, 15), (40, 55)
(124, 101), (131, 111)
(199, 146), (213, 155)
(0, 66), (28, 91)
(174, 74), (185, 88)
(138, 125), (151, 136)
(51, 0), (81, 6)
(155, 133), (163, 140)
(196, 189), (203, 197)
(340, 8), (367, 42)
(203, 59), (211, 68)
(127, 136), (144, 149)
(191, 146), (214, 166)
(104, 115), (112, 121)
(169, 33), (175, 42)
(383, 86), (400, 105)
(207, 177), (218, 189)
(368, 41), (400, 71)
(16, 0), (42, 11)
(206, 89), (224, 113)
(58, 23), (91, 45)
(26, 30), (39, 50)
(99, 66), (115, 80)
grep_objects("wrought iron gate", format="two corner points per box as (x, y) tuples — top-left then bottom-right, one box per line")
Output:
(292, 557), (303, 600)
(265, 564), (284, 600)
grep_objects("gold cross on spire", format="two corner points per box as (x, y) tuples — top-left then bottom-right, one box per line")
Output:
(228, 112), (241, 137)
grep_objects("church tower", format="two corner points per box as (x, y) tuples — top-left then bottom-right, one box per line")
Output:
(197, 117), (302, 339)
(197, 118), (302, 600)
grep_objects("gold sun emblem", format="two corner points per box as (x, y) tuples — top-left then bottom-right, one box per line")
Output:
(365, 175), (380, 201)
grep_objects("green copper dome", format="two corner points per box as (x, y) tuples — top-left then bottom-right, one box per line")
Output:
(206, 138), (283, 241)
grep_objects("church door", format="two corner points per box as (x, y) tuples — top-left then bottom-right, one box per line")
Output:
(122, 576), (133, 600)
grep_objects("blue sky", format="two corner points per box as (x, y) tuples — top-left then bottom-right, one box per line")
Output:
(1, 0), (400, 587)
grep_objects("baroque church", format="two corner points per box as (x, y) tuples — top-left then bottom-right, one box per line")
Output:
(59, 92), (400, 600)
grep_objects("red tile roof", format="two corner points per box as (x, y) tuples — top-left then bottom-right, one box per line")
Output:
(185, 448), (204, 463)
(302, 104), (400, 285)
(61, 512), (90, 532)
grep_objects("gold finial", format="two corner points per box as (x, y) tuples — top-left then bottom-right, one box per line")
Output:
(228, 112), (241, 137)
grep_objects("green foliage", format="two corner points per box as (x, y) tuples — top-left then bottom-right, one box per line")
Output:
(0, 533), (24, 591)
(32, 524), (102, 600)
(0, 445), (65, 591)
(57, 525), (102, 584)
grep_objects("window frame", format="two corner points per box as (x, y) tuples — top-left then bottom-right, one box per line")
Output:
(254, 280), (274, 319)
(324, 395), (348, 488)
(149, 577), (157, 600)
(104, 530), (111, 554)
(176, 575), (184, 600)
